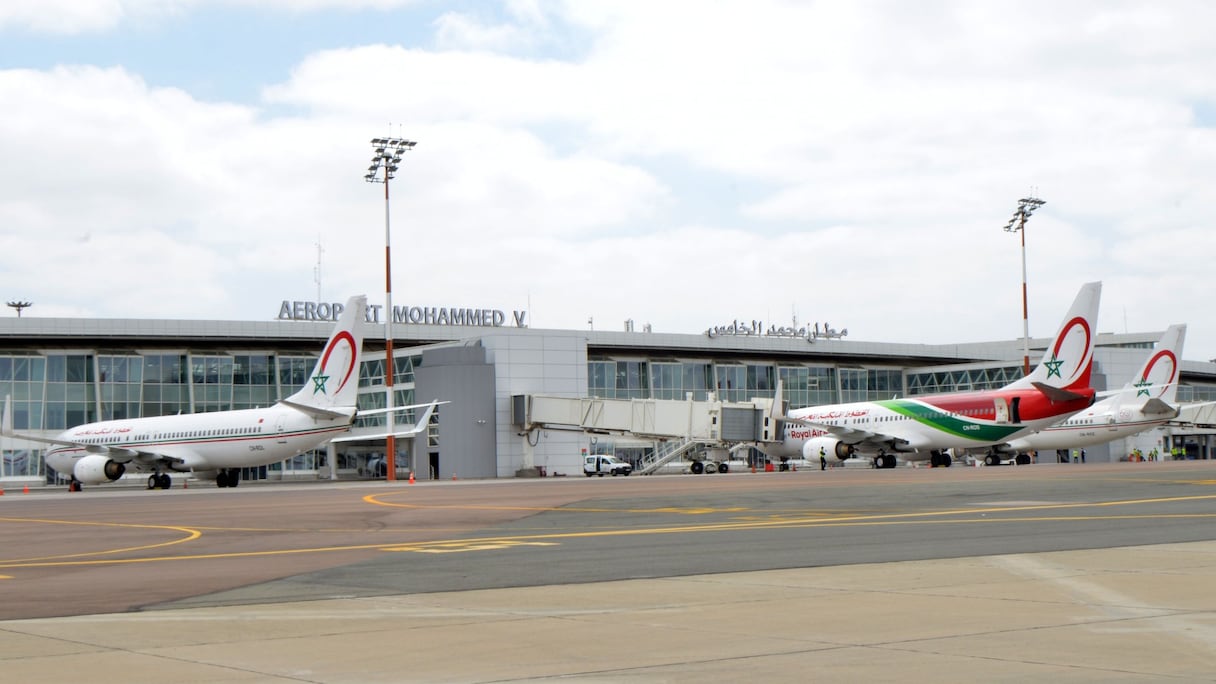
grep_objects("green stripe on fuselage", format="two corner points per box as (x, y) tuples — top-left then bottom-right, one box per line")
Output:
(875, 399), (1024, 442)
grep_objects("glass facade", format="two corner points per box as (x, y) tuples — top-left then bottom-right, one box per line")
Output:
(0, 348), (425, 481)
(650, 361), (713, 401)
(778, 365), (836, 409)
(905, 365), (1024, 395)
(588, 359), (649, 399)
(98, 355), (144, 420)
(353, 353), (421, 429)
(589, 357), (905, 409)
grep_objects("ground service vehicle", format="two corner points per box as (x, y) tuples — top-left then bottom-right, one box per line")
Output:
(584, 454), (633, 476)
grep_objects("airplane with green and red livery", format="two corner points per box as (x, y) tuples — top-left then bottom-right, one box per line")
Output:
(763, 281), (1101, 468)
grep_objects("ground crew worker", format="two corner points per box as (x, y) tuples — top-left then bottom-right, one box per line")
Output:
(819, 446), (827, 470)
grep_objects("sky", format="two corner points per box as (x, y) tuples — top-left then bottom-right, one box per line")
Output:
(2, 1), (1216, 360)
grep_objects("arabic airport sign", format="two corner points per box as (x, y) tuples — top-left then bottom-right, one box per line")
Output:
(705, 319), (847, 342)
(278, 300), (528, 328)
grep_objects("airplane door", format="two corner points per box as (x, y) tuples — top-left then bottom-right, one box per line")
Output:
(993, 398), (1010, 424)
(275, 415), (288, 444)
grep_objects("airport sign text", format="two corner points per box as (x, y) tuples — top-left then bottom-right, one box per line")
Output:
(279, 300), (528, 328)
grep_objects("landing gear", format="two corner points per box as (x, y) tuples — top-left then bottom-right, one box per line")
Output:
(1015, 453), (1032, 466)
(873, 453), (897, 469)
(147, 473), (172, 489)
(929, 451), (952, 468)
(984, 453), (1002, 467)
(216, 469), (241, 488)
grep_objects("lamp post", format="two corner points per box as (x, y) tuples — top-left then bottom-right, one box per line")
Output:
(6, 301), (32, 317)
(364, 136), (416, 481)
(1003, 195), (1045, 376)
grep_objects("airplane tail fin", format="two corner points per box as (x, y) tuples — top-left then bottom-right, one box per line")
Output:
(1121, 323), (1185, 410)
(284, 295), (367, 411)
(1004, 281), (1101, 394)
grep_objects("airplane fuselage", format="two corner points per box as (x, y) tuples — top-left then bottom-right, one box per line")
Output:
(44, 404), (355, 478)
(1006, 404), (1170, 452)
(769, 386), (1096, 461)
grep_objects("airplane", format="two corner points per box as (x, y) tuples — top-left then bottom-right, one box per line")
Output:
(1, 295), (441, 490)
(1001, 324), (1185, 458)
(761, 281), (1101, 469)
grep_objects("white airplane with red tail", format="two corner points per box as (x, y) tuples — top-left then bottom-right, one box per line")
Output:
(2, 295), (441, 490)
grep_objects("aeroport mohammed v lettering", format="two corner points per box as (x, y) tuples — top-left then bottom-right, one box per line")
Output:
(278, 300), (528, 328)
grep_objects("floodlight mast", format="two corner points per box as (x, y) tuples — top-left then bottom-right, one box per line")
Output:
(1003, 195), (1045, 376)
(364, 136), (416, 481)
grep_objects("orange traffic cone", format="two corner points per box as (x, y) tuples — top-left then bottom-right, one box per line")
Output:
(452, 472), (457, 481)
(0, 486), (5, 495)
(408, 471), (415, 484)
(23, 484), (29, 494)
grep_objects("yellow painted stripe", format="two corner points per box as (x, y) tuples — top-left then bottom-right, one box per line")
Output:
(4, 493), (1215, 569)
(0, 516), (201, 563)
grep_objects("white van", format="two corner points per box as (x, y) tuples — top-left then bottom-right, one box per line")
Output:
(583, 454), (633, 477)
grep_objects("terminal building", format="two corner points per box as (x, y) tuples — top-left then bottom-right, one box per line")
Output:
(3, 299), (1216, 485)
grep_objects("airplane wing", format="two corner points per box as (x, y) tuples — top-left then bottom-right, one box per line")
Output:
(1030, 382), (1091, 403)
(278, 400), (356, 421)
(1141, 398), (1179, 417)
(330, 401), (447, 444)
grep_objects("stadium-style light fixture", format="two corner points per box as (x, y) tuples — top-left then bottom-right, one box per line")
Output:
(6, 301), (32, 317)
(364, 136), (417, 482)
(1003, 195), (1046, 376)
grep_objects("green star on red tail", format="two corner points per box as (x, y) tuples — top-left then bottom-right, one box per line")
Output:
(1044, 356), (1065, 379)
(312, 374), (330, 394)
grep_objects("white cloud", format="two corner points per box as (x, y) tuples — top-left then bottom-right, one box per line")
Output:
(4, 0), (1216, 360)
(434, 11), (532, 52)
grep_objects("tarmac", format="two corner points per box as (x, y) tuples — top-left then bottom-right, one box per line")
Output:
(5, 541), (1216, 682)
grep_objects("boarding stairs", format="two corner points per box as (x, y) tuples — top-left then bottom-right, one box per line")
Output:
(635, 439), (705, 475)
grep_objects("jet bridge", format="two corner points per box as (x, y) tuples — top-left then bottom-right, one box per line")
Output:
(1175, 402), (1216, 428)
(511, 392), (783, 473)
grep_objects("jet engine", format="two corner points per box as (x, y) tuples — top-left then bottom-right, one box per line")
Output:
(74, 454), (126, 484)
(803, 437), (854, 461)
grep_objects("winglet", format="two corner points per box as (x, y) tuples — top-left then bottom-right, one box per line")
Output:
(770, 378), (786, 423)
(329, 400), (447, 443)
